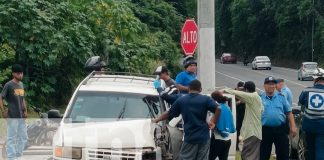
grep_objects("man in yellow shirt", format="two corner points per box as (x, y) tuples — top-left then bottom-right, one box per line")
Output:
(223, 81), (263, 160)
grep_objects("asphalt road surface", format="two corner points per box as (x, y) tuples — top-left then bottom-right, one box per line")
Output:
(215, 60), (313, 106)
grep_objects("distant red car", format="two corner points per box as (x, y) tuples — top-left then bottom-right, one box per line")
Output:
(220, 53), (237, 64)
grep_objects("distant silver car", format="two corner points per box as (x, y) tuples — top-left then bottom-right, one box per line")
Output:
(251, 56), (271, 70)
(298, 62), (318, 81)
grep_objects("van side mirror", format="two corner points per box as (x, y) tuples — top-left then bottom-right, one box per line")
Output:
(48, 109), (63, 119)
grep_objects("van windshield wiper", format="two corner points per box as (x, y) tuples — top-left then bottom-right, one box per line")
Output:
(117, 99), (127, 120)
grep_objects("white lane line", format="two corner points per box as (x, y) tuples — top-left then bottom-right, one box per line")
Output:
(216, 70), (299, 106)
(216, 70), (264, 92)
(216, 71), (245, 82)
(220, 63), (307, 87)
(272, 66), (298, 73)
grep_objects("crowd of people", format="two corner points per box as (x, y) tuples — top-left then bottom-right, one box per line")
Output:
(152, 56), (324, 160)
(1, 56), (324, 160)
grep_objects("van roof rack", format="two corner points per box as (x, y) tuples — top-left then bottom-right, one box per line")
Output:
(81, 71), (156, 85)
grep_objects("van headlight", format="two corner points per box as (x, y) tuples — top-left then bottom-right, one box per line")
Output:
(55, 146), (82, 159)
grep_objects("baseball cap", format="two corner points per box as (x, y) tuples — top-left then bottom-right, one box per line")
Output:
(12, 64), (23, 73)
(264, 76), (277, 84)
(154, 66), (168, 75)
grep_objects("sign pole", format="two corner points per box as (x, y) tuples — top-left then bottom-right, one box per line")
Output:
(197, 0), (215, 94)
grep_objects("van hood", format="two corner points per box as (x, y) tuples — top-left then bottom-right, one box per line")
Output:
(59, 119), (156, 148)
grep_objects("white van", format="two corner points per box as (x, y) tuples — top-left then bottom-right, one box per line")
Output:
(52, 71), (237, 160)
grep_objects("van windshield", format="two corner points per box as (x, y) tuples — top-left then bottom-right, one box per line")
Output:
(65, 91), (161, 123)
(304, 64), (317, 70)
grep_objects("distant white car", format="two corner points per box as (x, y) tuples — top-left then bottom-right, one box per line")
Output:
(298, 62), (318, 81)
(251, 56), (271, 70)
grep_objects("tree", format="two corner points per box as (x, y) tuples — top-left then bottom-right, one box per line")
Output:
(0, 0), (183, 109)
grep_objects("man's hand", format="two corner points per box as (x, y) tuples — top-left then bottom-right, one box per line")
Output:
(151, 118), (158, 123)
(290, 126), (297, 137)
(153, 80), (161, 89)
(208, 121), (215, 130)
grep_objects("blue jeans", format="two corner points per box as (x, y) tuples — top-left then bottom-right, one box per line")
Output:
(6, 119), (28, 159)
(305, 132), (324, 160)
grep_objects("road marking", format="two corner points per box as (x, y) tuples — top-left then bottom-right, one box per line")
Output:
(219, 63), (307, 87)
(272, 66), (298, 73)
(215, 70), (299, 106)
(215, 70), (264, 92)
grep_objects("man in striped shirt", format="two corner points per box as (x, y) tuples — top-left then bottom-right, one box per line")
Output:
(299, 74), (324, 160)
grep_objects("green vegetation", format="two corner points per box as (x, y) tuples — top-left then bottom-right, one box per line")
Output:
(0, 0), (191, 110)
(0, 0), (323, 110)
(214, 0), (324, 68)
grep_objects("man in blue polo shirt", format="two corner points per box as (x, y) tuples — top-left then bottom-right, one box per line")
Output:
(276, 78), (293, 107)
(260, 76), (297, 160)
(152, 80), (220, 160)
(175, 56), (197, 94)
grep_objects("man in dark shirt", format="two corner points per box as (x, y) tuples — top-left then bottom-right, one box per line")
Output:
(154, 66), (176, 88)
(152, 80), (221, 160)
(0, 64), (28, 159)
(235, 81), (246, 151)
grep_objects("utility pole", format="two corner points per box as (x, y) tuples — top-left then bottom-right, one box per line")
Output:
(197, 0), (215, 94)
(311, 0), (315, 62)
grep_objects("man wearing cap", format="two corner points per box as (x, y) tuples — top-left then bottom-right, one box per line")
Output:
(223, 81), (263, 160)
(153, 66), (176, 88)
(276, 78), (293, 107)
(260, 76), (297, 160)
(0, 64), (28, 159)
(175, 56), (197, 94)
(298, 74), (324, 159)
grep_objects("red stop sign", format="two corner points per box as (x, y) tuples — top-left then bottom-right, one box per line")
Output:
(181, 19), (198, 56)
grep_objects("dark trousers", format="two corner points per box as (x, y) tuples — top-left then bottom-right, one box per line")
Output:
(209, 135), (231, 160)
(305, 132), (324, 160)
(260, 125), (289, 160)
(236, 130), (240, 150)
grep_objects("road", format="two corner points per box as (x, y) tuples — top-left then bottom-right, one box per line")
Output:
(215, 60), (313, 106)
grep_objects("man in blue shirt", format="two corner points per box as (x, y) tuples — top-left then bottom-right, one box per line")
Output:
(298, 74), (324, 160)
(260, 76), (297, 160)
(276, 78), (293, 107)
(175, 56), (197, 93)
(152, 80), (220, 160)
